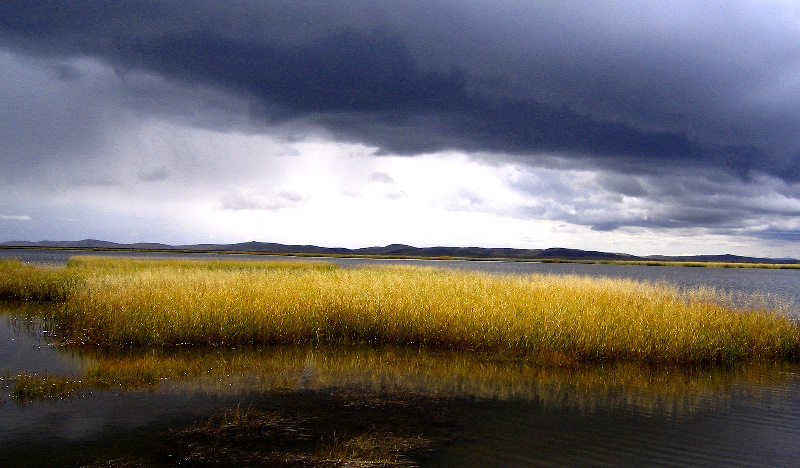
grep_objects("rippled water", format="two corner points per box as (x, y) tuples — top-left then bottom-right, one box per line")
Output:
(437, 375), (800, 467)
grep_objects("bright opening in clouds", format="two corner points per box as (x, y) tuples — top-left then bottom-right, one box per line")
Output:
(2, 1), (800, 257)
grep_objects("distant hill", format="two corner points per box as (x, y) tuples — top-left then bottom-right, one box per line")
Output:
(1, 239), (797, 264)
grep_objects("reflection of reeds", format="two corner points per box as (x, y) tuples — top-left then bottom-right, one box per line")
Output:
(2, 257), (799, 362)
(12, 345), (796, 415)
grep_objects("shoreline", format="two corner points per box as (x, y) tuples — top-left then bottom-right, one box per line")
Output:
(2, 245), (799, 270)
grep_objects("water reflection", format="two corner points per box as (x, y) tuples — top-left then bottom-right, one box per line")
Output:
(6, 342), (796, 414)
(0, 303), (90, 376)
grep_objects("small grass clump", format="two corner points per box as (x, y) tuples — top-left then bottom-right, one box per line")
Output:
(1, 256), (798, 363)
(71, 393), (448, 468)
(11, 374), (85, 401)
(159, 397), (441, 468)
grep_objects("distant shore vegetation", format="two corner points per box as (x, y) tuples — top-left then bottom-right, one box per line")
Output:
(1, 256), (798, 364)
(563, 259), (800, 269)
(2, 244), (800, 269)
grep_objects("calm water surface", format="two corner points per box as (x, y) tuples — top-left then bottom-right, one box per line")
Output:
(2, 249), (800, 466)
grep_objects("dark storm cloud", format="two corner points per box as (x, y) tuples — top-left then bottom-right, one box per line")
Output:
(219, 189), (306, 211)
(3, 1), (786, 170)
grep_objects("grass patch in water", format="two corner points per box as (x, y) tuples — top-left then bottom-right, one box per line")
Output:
(173, 404), (435, 467)
(1, 256), (799, 363)
(10, 374), (84, 401)
(73, 394), (449, 468)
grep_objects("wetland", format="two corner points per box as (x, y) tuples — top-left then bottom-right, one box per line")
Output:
(2, 250), (800, 467)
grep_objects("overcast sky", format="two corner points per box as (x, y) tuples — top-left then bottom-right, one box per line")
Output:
(2, 1), (800, 257)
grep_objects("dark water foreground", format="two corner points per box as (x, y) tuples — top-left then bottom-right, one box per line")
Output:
(2, 305), (800, 467)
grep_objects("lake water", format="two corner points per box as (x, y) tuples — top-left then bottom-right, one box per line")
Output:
(2, 249), (800, 466)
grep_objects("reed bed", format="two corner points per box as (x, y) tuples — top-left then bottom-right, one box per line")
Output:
(1, 256), (798, 363)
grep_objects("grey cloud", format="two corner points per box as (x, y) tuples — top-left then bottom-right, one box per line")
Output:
(445, 189), (486, 212)
(0, 52), (256, 186)
(4, 1), (800, 180)
(753, 229), (800, 243)
(137, 167), (170, 182)
(220, 190), (307, 211)
(49, 63), (82, 81)
(0, 53), (115, 176)
(370, 172), (395, 184)
(509, 163), (800, 241)
(595, 174), (648, 198)
(384, 191), (406, 200)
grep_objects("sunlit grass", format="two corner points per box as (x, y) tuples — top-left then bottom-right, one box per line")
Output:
(1, 256), (798, 363)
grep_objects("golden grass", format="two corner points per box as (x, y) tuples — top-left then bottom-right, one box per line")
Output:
(1, 256), (798, 363)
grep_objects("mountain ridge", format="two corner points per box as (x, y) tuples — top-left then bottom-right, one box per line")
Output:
(2, 239), (798, 264)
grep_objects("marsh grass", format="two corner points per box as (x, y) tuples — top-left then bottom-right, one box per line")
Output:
(2, 256), (799, 363)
